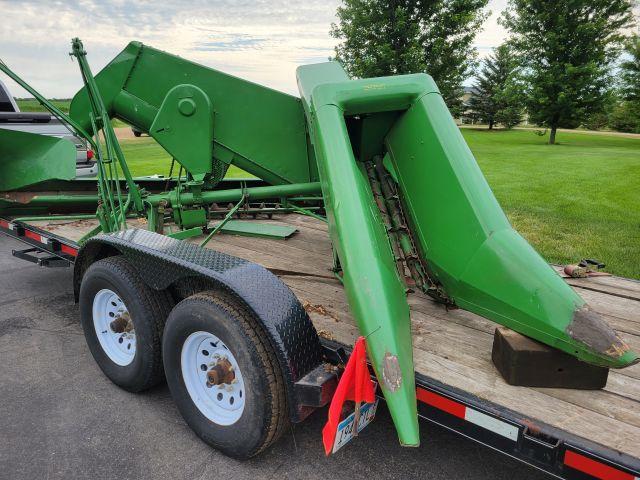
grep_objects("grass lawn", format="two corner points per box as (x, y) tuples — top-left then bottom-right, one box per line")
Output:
(117, 137), (248, 178)
(461, 128), (639, 279)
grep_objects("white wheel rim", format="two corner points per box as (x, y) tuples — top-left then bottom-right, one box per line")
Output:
(181, 331), (246, 426)
(92, 289), (136, 366)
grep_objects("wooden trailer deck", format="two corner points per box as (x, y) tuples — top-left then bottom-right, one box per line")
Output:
(24, 214), (640, 463)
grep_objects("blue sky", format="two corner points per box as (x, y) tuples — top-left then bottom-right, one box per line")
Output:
(0, 0), (618, 99)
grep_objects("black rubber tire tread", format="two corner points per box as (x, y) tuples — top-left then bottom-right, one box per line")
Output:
(79, 256), (173, 392)
(164, 290), (288, 459)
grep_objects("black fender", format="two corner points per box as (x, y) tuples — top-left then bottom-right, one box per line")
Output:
(74, 229), (323, 422)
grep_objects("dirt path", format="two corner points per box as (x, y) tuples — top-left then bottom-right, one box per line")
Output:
(114, 127), (137, 140)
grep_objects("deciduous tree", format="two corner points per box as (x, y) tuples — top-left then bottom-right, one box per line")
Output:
(331, 0), (489, 115)
(501, 0), (635, 144)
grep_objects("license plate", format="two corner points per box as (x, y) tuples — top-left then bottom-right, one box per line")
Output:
(332, 399), (379, 453)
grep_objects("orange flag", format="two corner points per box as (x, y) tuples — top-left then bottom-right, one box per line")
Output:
(322, 336), (376, 455)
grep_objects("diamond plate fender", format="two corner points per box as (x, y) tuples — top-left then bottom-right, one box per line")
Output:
(73, 229), (323, 422)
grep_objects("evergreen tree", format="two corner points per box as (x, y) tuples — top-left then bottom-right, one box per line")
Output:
(501, 0), (635, 144)
(620, 34), (640, 103)
(610, 33), (640, 133)
(468, 44), (523, 129)
(331, 0), (489, 115)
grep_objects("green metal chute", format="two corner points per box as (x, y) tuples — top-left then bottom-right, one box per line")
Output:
(384, 90), (636, 368)
(0, 128), (76, 191)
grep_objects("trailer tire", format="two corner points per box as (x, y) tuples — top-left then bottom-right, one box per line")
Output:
(162, 291), (288, 459)
(79, 256), (172, 392)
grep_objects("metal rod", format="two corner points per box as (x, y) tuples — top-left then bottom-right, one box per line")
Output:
(285, 202), (327, 223)
(70, 38), (143, 213)
(200, 194), (246, 247)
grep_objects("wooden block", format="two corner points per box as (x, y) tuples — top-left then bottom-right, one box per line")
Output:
(492, 327), (609, 389)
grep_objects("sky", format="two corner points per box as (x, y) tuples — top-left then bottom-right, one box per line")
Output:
(0, 0), (556, 99)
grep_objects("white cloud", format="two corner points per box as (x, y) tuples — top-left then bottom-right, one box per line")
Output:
(9, 0), (632, 99)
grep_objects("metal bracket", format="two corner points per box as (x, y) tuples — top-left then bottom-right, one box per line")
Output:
(12, 248), (70, 268)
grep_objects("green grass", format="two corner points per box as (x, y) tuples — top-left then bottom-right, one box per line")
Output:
(17, 98), (71, 113)
(461, 128), (640, 279)
(118, 137), (249, 179)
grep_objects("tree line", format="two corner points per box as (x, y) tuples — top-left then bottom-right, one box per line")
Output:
(331, 0), (639, 144)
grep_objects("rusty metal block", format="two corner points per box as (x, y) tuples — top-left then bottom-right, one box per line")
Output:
(492, 327), (609, 390)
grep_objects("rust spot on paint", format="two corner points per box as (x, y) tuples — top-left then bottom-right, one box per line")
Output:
(566, 305), (630, 358)
(382, 352), (402, 392)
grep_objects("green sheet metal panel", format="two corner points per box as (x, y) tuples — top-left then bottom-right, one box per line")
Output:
(209, 220), (298, 239)
(384, 91), (637, 368)
(297, 62), (421, 447)
(0, 128), (76, 191)
(70, 42), (311, 185)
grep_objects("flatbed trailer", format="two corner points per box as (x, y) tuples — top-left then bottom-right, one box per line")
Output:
(2, 212), (639, 480)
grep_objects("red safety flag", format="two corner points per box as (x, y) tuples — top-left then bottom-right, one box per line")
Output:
(322, 336), (376, 455)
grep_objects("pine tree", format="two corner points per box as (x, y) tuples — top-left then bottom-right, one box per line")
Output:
(620, 34), (640, 103)
(468, 44), (523, 129)
(611, 33), (640, 133)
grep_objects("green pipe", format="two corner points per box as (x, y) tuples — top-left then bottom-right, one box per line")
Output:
(285, 202), (327, 223)
(71, 38), (144, 214)
(148, 182), (322, 207)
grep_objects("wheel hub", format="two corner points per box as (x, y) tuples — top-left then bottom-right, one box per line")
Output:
(181, 331), (245, 425)
(206, 356), (236, 387)
(92, 289), (136, 366)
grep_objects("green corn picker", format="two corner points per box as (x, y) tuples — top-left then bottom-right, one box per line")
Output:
(0, 39), (637, 463)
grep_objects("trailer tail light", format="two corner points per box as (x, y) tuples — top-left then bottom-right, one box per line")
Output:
(87, 149), (94, 160)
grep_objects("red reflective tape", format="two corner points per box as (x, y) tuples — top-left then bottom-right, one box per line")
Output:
(24, 230), (42, 242)
(564, 451), (635, 480)
(60, 244), (78, 257)
(416, 388), (466, 419)
(0, 219), (8, 229)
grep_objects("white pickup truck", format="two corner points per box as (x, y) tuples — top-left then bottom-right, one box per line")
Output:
(0, 78), (97, 176)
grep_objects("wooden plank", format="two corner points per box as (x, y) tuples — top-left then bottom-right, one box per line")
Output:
(282, 274), (640, 395)
(194, 236), (331, 278)
(553, 265), (640, 301)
